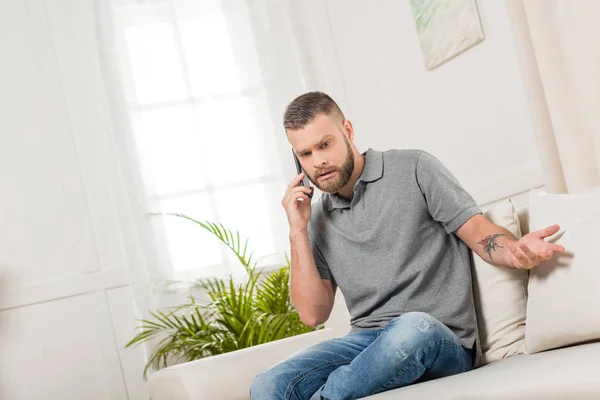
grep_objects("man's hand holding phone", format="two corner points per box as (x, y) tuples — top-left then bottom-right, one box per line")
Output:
(282, 172), (314, 234)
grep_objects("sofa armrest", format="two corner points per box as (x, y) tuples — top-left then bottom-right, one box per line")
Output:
(148, 327), (347, 400)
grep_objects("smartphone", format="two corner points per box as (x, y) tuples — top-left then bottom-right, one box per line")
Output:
(292, 149), (313, 199)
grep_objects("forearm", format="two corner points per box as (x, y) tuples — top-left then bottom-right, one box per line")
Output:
(474, 227), (519, 268)
(458, 214), (565, 270)
(289, 230), (333, 326)
(456, 214), (520, 268)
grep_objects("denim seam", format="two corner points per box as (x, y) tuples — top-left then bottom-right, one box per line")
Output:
(284, 359), (353, 400)
(377, 339), (465, 392)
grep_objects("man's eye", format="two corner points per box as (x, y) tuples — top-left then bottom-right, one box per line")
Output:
(321, 141), (330, 148)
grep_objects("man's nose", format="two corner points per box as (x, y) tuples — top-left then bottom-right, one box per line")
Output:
(312, 155), (327, 169)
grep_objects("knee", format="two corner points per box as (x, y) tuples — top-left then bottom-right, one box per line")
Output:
(391, 311), (437, 329)
(250, 367), (287, 400)
(387, 312), (443, 342)
(380, 313), (444, 363)
(402, 312), (437, 329)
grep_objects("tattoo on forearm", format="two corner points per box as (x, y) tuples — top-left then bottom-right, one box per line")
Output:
(478, 234), (509, 262)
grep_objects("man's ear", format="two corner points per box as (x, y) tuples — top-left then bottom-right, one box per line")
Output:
(342, 119), (354, 141)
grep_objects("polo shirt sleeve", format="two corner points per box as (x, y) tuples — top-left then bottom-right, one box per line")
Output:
(307, 231), (336, 284)
(415, 151), (481, 234)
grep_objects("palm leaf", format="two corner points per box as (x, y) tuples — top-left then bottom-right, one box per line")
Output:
(255, 266), (292, 315)
(162, 213), (255, 271)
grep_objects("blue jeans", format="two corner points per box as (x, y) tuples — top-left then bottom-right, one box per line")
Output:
(249, 312), (474, 400)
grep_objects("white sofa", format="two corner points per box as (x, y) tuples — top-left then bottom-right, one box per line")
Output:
(148, 205), (600, 399)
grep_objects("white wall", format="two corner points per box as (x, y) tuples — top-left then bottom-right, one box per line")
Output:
(0, 0), (147, 399)
(319, 0), (543, 206)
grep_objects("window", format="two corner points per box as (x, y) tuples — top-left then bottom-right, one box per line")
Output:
(111, 0), (288, 279)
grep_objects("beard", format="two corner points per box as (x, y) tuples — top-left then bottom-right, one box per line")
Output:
(311, 136), (355, 194)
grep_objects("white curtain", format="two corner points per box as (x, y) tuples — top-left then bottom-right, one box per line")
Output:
(507, 0), (600, 194)
(94, 0), (347, 314)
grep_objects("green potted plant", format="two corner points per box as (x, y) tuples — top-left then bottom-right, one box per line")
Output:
(126, 213), (320, 378)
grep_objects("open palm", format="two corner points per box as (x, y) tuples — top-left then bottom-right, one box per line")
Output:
(507, 224), (566, 269)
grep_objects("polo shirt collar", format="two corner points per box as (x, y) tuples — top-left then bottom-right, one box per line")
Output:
(325, 148), (383, 211)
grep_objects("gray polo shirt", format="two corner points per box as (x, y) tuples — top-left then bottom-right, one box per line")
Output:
(307, 148), (482, 365)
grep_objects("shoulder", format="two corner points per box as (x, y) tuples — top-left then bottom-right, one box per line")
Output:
(380, 149), (427, 176)
(383, 149), (449, 174)
(382, 148), (425, 164)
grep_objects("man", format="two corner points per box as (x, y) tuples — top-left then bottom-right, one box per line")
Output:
(250, 92), (564, 400)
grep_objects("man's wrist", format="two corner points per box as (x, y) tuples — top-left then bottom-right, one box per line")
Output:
(499, 237), (519, 268)
(289, 228), (308, 238)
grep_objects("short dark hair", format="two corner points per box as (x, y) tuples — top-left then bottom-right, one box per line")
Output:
(283, 91), (345, 131)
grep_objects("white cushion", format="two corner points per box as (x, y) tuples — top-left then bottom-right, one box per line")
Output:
(526, 189), (600, 354)
(471, 199), (528, 365)
(148, 327), (348, 400)
(364, 342), (600, 400)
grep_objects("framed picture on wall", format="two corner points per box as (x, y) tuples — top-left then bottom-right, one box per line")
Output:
(411, 0), (485, 70)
